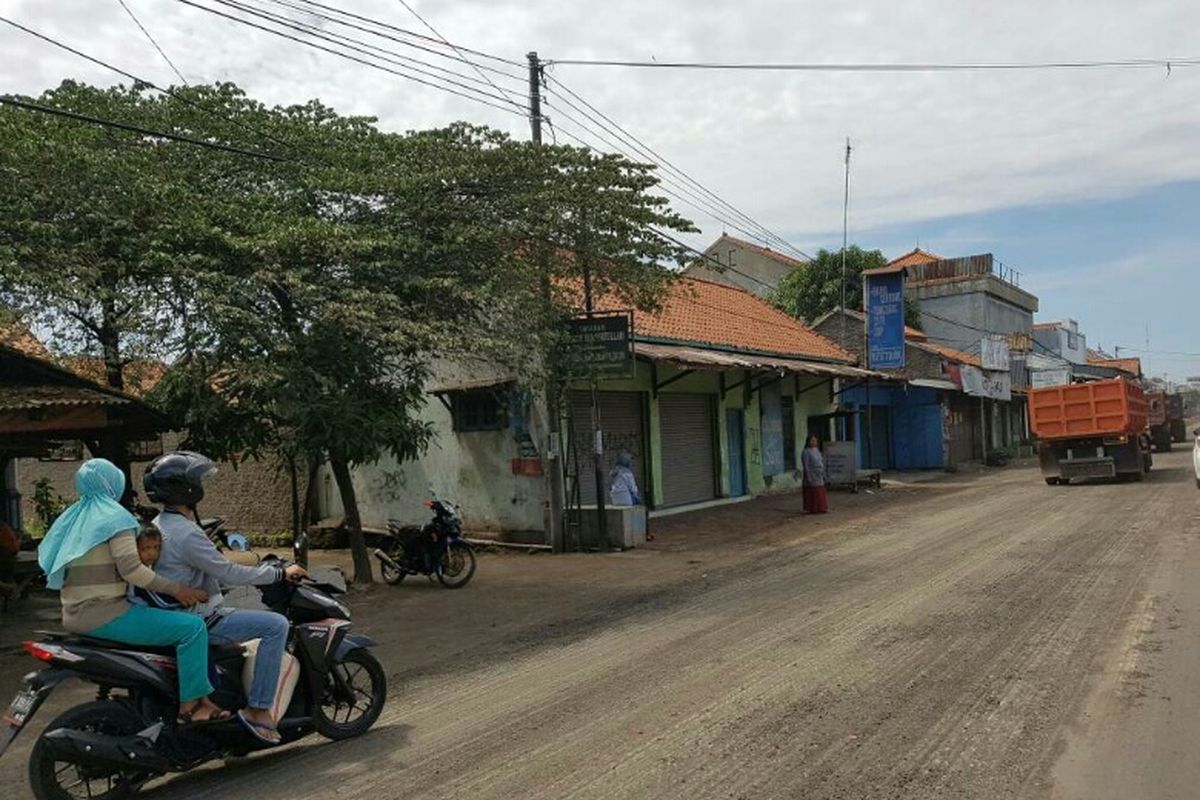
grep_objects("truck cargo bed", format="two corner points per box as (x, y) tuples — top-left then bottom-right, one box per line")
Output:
(1029, 379), (1148, 441)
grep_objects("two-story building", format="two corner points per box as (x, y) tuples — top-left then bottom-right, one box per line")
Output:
(684, 233), (807, 298)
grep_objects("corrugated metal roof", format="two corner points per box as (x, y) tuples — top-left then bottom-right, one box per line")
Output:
(634, 342), (884, 380)
(0, 384), (133, 412)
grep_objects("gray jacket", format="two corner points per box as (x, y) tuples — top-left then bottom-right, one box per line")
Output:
(154, 511), (283, 620)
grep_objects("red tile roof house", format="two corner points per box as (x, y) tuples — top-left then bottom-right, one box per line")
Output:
(341, 276), (879, 547)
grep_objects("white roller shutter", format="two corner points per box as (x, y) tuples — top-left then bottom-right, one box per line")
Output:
(659, 393), (717, 506)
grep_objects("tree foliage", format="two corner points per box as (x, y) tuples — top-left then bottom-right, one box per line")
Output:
(769, 246), (922, 329)
(0, 81), (696, 582)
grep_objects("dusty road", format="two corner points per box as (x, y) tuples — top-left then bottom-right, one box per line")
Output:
(3, 453), (1198, 799)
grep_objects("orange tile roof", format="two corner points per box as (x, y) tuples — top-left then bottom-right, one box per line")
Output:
(0, 320), (51, 359)
(588, 277), (854, 363)
(921, 342), (982, 368)
(887, 247), (942, 269)
(709, 233), (808, 270)
(65, 358), (168, 397)
(1087, 354), (1142, 377)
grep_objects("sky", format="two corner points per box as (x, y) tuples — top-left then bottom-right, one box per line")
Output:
(1, 0), (1198, 381)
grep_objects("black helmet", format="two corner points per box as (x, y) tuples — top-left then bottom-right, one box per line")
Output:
(143, 451), (217, 507)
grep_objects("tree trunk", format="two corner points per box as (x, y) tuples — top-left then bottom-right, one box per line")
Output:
(97, 306), (134, 503)
(302, 457), (321, 527)
(329, 455), (372, 584)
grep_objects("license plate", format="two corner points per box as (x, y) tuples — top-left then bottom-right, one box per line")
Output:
(3, 689), (37, 728)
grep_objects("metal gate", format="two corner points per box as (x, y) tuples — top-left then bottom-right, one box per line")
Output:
(946, 393), (980, 466)
(567, 391), (646, 506)
(659, 393), (717, 507)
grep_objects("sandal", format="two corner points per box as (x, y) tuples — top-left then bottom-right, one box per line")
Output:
(177, 705), (231, 726)
(237, 710), (282, 746)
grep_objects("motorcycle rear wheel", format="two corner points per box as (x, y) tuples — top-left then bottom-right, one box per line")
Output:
(316, 649), (387, 740)
(29, 701), (151, 800)
(380, 551), (406, 586)
(437, 544), (476, 589)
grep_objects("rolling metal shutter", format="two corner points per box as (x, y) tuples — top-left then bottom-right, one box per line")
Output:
(659, 393), (717, 507)
(568, 391), (646, 506)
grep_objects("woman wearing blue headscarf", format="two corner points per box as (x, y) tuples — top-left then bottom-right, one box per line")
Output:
(39, 459), (224, 723)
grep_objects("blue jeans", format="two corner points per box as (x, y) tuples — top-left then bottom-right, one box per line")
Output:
(208, 609), (290, 710)
(91, 605), (213, 703)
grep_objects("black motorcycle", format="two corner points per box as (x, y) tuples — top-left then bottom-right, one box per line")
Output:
(372, 496), (476, 589)
(0, 552), (385, 800)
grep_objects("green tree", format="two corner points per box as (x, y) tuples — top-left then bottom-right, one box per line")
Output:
(769, 246), (922, 329)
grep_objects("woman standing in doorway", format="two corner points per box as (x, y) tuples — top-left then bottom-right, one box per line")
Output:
(801, 435), (829, 514)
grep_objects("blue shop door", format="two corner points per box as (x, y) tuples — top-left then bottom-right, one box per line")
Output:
(726, 409), (747, 496)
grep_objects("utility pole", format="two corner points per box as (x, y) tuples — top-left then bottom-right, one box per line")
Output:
(840, 137), (851, 331)
(529, 51), (566, 552)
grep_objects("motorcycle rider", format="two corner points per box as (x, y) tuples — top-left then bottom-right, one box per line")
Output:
(143, 451), (306, 746)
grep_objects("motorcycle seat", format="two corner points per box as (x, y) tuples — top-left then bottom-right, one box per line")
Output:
(36, 631), (246, 660)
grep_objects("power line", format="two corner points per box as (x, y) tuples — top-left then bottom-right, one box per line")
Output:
(392, 0), (526, 109)
(285, 0), (522, 67)
(543, 97), (812, 266)
(114, 0), (189, 84)
(194, 0), (525, 112)
(546, 56), (1200, 72)
(0, 16), (311, 163)
(252, 0), (526, 84)
(177, 0), (527, 117)
(543, 73), (812, 262)
(0, 95), (286, 160)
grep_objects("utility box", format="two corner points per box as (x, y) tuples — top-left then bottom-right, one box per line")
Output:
(575, 505), (647, 550)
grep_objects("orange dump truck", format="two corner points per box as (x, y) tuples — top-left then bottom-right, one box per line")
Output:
(1029, 378), (1152, 484)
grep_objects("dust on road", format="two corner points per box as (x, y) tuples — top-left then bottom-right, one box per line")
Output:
(3, 454), (1197, 799)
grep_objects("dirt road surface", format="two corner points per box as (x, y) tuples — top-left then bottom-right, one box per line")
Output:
(2, 453), (1198, 799)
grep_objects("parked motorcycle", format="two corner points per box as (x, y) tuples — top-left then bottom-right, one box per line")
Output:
(372, 495), (476, 589)
(0, 551), (385, 800)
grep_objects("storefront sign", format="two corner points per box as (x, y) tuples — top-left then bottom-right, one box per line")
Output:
(1030, 368), (1071, 389)
(980, 337), (1011, 371)
(961, 365), (1012, 400)
(866, 272), (906, 370)
(823, 441), (857, 486)
(561, 311), (633, 378)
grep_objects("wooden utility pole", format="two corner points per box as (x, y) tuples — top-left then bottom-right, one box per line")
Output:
(529, 52), (566, 552)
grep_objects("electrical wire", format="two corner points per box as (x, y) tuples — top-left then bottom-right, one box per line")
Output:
(392, 0), (526, 109)
(177, 0), (527, 117)
(285, 0), (522, 67)
(252, 0), (526, 84)
(543, 73), (813, 262)
(544, 101), (811, 267)
(546, 56), (1200, 72)
(0, 95), (286, 160)
(0, 16), (316, 164)
(191, 0), (526, 112)
(114, 0), (190, 84)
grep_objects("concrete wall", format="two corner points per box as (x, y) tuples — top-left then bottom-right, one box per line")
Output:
(687, 239), (797, 298)
(917, 290), (1033, 349)
(15, 431), (301, 534)
(325, 388), (549, 536)
(1033, 324), (1087, 365)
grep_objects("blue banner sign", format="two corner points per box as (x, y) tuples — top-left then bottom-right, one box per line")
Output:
(866, 272), (906, 370)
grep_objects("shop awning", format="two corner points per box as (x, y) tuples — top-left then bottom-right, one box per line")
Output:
(427, 376), (515, 394)
(908, 378), (960, 391)
(634, 342), (885, 380)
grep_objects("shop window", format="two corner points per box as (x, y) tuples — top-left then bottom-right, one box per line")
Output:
(781, 396), (796, 470)
(451, 390), (506, 432)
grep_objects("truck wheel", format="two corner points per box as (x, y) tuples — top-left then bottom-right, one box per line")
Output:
(1044, 478), (1059, 486)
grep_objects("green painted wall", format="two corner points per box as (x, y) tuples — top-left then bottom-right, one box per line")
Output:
(568, 362), (837, 508)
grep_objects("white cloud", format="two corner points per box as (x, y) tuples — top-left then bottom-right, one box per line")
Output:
(2, 0), (1199, 252)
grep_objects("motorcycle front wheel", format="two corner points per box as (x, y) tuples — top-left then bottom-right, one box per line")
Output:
(437, 543), (476, 589)
(29, 701), (151, 800)
(316, 649), (387, 741)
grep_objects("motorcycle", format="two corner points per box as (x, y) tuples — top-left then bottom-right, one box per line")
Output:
(372, 494), (476, 589)
(0, 548), (386, 800)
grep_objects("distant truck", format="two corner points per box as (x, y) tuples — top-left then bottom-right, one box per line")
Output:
(1167, 392), (1188, 443)
(1030, 378), (1152, 485)
(1147, 390), (1173, 452)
